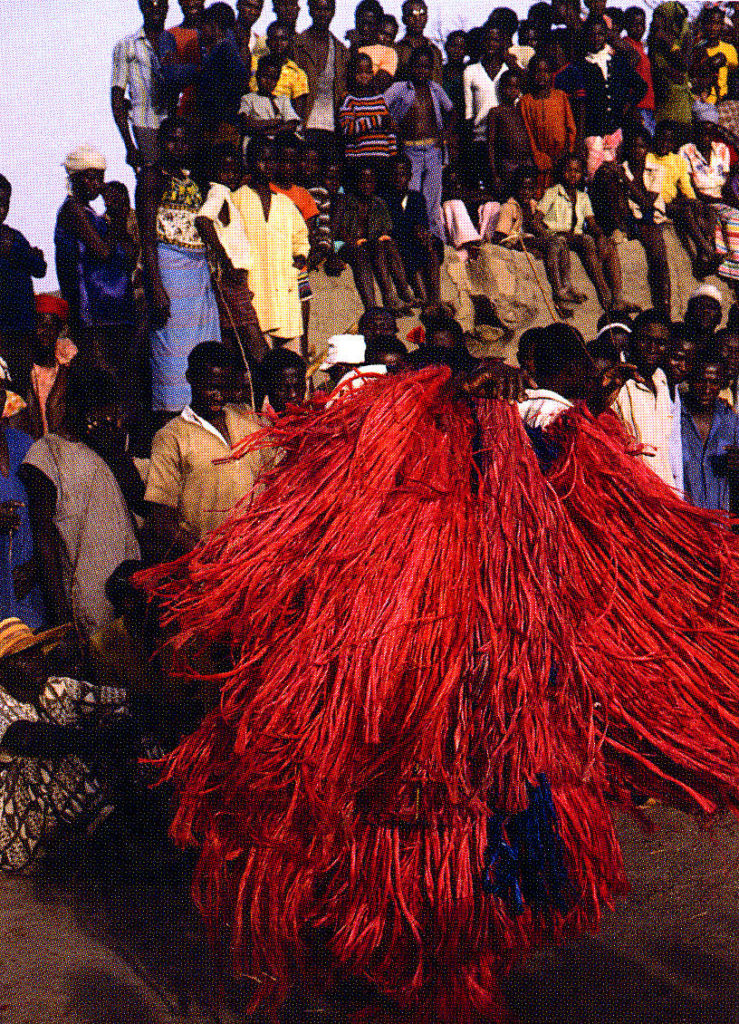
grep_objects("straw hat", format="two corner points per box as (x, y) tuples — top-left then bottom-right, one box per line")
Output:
(0, 618), (72, 661)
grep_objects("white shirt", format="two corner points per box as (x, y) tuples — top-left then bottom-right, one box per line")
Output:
(518, 388), (573, 430)
(198, 183), (253, 271)
(463, 62), (505, 141)
(615, 368), (676, 488)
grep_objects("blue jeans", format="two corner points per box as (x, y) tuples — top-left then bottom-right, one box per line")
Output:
(404, 141), (445, 241)
(639, 109), (656, 136)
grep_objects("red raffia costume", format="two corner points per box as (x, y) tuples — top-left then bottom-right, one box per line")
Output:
(141, 366), (739, 1022)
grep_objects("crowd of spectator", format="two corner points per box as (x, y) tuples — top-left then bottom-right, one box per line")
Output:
(4, 0), (739, 871)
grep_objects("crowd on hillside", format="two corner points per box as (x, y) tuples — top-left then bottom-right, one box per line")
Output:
(4, 0), (739, 871)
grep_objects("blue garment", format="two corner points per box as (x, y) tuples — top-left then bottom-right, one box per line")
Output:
(0, 229), (45, 333)
(197, 35), (248, 129)
(0, 427), (45, 627)
(383, 80), (453, 134)
(668, 386), (684, 496)
(54, 205), (135, 327)
(681, 399), (739, 511)
(403, 143), (445, 241)
(555, 54), (647, 136)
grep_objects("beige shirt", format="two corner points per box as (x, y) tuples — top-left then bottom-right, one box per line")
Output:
(198, 183), (254, 271)
(145, 404), (276, 538)
(232, 185), (310, 339)
(615, 369), (676, 488)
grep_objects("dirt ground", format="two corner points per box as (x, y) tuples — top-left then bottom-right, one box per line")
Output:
(2, 803), (739, 1024)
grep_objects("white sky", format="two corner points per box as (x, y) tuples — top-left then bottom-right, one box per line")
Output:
(2, 0), (649, 289)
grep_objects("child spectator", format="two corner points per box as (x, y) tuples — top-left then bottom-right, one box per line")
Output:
(300, 144), (335, 268)
(27, 296), (76, 439)
(538, 153), (634, 314)
(144, 343), (277, 556)
(681, 346), (739, 510)
(261, 347), (307, 413)
(487, 69), (535, 199)
(694, 6), (738, 105)
(441, 163), (501, 253)
(339, 53), (397, 182)
(494, 166), (583, 318)
(0, 175), (46, 394)
(358, 305), (400, 346)
(240, 54), (302, 151)
(261, 21), (309, 122)
(195, 143), (269, 392)
(647, 2), (693, 146)
(395, 0), (444, 83)
(622, 7), (655, 136)
(383, 154), (443, 314)
(336, 164), (418, 313)
(359, 13), (399, 86)
(519, 55), (577, 194)
(377, 14), (399, 47)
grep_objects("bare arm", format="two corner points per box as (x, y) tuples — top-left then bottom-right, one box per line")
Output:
(18, 464), (71, 628)
(136, 166), (170, 329)
(111, 86), (141, 170)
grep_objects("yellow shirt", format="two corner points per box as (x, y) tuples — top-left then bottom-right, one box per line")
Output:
(249, 58), (308, 98)
(232, 185), (310, 339)
(706, 41), (739, 102)
(649, 151), (696, 203)
(145, 404), (276, 538)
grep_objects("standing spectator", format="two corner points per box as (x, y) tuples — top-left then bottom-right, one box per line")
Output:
(486, 70), (534, 199)
(684, 283), (723, 349)
(385, 46), (454, 241)
(647, 1), (693, 147)
(681, 347), (739, 510)
(557, 16), (646, 180)
(463, 24), (511, 187)
(111, 0), (170, 170)
(138, 118), (222, 423)
(538, 153), (633, 314)
(54, 147), (137, 375)
(340, 53), (397, 182)
(232, 137), (310, 353)
(20, 364), (141, 640)
(144, 343), (276, 554)
(0, 175), (46, 394)
(194, 2), (250, 144)
(694, 6), (738, 105)
(718, 326), (739, 411)
(273, 0), (300, 36)
(294, 0), (350, 158)
(27, 295), (76, 439)
(240, 55), (302, 150)
(360, 12), (400, 87)
(348, 0), (383, 50)
(615, 309), (677, 488)
(163, 0), (204, 119)
(234, 0), (268, 75)
(383, 154), (443, 314)
(442, 30), (467, 136)
(622, 7), (655, 136)
(262, 22), (310, 123)
(665, 323), (690, 494)
(395, 0), (444, 84)
(519, 55), (577, 194)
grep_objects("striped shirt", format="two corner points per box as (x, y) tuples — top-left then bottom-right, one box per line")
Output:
(111, 26), (168, 130)
(339, 93), (397, 160)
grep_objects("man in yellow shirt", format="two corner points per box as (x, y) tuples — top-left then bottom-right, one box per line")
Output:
(650, 122), (720, 277)
(697, 6), (738, 103)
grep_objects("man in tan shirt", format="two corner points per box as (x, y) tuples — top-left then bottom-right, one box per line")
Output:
(143, 342), (276, 557)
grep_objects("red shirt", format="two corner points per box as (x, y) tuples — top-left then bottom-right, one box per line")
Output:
(623, 37), (655, 111)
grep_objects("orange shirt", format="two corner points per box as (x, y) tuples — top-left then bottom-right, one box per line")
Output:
(519, 89), (576, 174)
(169, 25), (201, 118)
(270, 183), (319, 223)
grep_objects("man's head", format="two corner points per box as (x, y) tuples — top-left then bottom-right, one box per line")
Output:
(511, 165), (536, 207)
(186, 342), (243, 421)
(685, 285), (723, 340)
(687, 346), (725, 412)
(201, 2), (236, 45)
(586, 335), (620, 377)
(209, 142), (242, 191)
(237, 0), (264, 27)
(365, 336), (409, 372)
(582, 15), (608, 55)
(529, 54), (553, 93)
(323, 156), (342, 194)
(65, 360), (125, 457)
(159, 116), (195, 169)
(256, 53), (283, 95)
(488, 7), (518, 46)
(630, 309), (671, 376)
(0, 175), (11, 227)
(274, 132), (301, 186)
(665, 323), (695, 389)
(355, 164), (378, 198)
(354, 0), (383, 44)
(267, 20), (292, 57)
(702, 5), (725, 45)
(624, 128), (650, 168)
(625, 5), (645, 41)
(389, 154), (413, 195)
(694, 116), (717, 154)
(34, 294), (69, 364)
(654, 121), (676, 157)
(717, 327), (739, 383)
(498, 69), (522, 106)
(358, 306), (398, 342)
(308, 0), (335, 32)
(533, 324), (591, 400)
(594, 313), (633, 361)
(273, 0), (300, 30)
(445, 30), (466, 63)
(63, 146), (107, 203)
(425, 314), (465, 351)
(246, 135), (277, 181)
(402, 0), (428, 37)
(558, 152), (584, 190)
(408, 45), (435, 84)
(518, 19), (539, 48)
(261, 348), (307, 412)
(480, 24), (504, 59)
(178, 0), (205, 24)
(378, 14), (399, 44)
(102, 180), (131, 222)
(139, 0), (169, 31)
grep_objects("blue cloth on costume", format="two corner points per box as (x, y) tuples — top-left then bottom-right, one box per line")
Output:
(0, 229), (46, 332)
(0, 427), (45, 627)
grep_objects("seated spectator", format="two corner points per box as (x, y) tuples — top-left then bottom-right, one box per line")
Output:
(614, 308), (676, 488)
(144, 343), (277, 558)
(300, 144), (336, 269)
(681, 346), (739, 510)
(20, 363), (141, 640)
(0, 618), (154, 871)
(650, 121), (719, 278)
(383, 154), (443, 314)
(195, 143), (268, 392)
(0, 175), (46, 394)
(340, 53), (397, 183)
(232, 136), (309, 355)
(494, 165), (582, 318)
(519, 55), (577, 194)
(261, 347), (307, 413)
(240, 54), (302, 151)
(385, 46), (455, 240)
(336, 164), (418, 313)
(486, 69), (535, 199)
(260, 21), (309, 122)
(623, 6), (655, 136)
(684, 283), (723, 349)
(27, 295), (76, 439)
(538, 153), (634, 314)
(556, 16), (646, 179)
(395, 0), (444, 83)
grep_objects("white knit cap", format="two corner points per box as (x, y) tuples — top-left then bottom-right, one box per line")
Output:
(689, 283), (722, 304)
(319, 334), (366, 370)
(63, 146), (107, 175)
